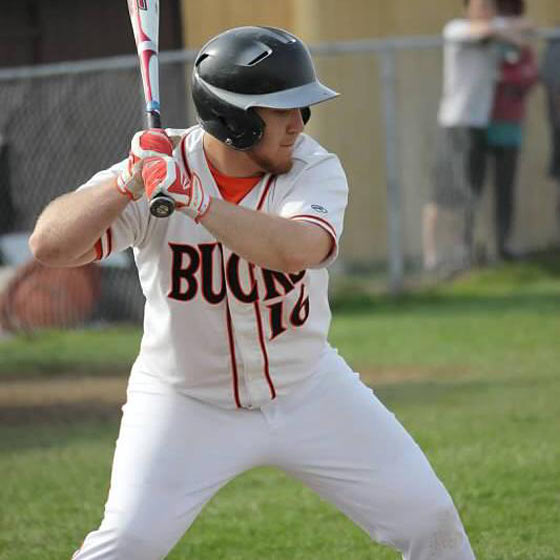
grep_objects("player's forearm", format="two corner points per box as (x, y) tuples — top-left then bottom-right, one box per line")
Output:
(30, 178), (129, 267)
(199, 198), (331, 273)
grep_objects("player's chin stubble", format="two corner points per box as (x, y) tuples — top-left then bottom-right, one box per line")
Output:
(247, 150), (293, 175)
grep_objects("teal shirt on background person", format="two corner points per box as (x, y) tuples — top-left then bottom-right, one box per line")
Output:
(486, 121), (523, 147)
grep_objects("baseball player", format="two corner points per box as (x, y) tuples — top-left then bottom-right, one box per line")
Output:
(30, 26), (475, 560)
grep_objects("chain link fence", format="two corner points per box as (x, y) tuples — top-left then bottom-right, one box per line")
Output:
(0, 31), (558, 331)
(0, 56), (193, 330)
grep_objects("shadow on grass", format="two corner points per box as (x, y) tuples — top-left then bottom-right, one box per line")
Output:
(0, 401), (123, 428)
(0, 418), (119, 454)
(331, 291), (560, 317)
(332, 253), (560, 314)
(0, 363), (131, 380)
(332, 254), (560, 316)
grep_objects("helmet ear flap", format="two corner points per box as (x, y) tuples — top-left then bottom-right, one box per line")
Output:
(301, 107), (311, 124)
(223, 108), (264, 149)
(192, 76), (265, 149)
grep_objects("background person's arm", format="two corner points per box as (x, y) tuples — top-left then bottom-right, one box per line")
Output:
(491, 17), (535, 48)
(444, 17), (534, 46)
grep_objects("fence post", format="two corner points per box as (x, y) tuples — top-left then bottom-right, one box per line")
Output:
(379, 48), (403, 294)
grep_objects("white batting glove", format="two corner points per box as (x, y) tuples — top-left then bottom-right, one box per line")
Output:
(115, 129), (174, 201)
(130, 128), (174, 161)
(116, 157), (144, 200)
(142, 156), (211, 222)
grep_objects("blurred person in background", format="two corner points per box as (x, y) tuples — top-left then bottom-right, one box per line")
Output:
(541, 26), (560, 222)
(423, 0), (533, 272)
(486, 0), (538, 261)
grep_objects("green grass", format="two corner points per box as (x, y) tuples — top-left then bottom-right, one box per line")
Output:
(0, 326), (141, 378)
(1, 257), (560, 559)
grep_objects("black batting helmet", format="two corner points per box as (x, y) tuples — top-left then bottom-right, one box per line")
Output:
(191, 26), (339, 150)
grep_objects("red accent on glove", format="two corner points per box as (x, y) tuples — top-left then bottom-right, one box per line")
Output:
(130, 129), (174, 165)
(142, 156), (188, 205)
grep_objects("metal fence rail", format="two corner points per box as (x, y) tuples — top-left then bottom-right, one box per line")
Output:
(0, 29), (558, 330)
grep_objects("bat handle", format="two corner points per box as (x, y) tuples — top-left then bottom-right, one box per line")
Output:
(145, 110), (176, 218)
(147, 111), (161, 129)
(149, 195), (175, 218)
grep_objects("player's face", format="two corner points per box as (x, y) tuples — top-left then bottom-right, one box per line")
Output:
(248, 107), (305, 174)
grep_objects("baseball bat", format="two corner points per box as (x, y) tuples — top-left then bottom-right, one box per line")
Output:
(127, 0), (175, 218)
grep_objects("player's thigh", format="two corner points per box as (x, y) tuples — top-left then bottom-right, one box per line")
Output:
(77, 386), (267, 558)
(273, 367), (461, 548)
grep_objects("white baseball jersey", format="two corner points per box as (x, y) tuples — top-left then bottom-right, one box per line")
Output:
(79, 125), (348, 409)
(74, 127), (475, 560)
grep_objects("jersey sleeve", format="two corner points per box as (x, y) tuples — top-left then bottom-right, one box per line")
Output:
(77, 160), (149, 261)
(274, 154), (348, 268)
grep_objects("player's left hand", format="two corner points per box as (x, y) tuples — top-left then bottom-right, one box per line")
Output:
(142, 156), (211, 222)
(130, 129), (174, 164)
(116, 129), (175, 201)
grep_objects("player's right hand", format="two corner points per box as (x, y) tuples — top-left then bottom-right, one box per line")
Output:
(142, 156), (211, 221)
(116, 157), (144, 200)
(115, 129), (175, 201)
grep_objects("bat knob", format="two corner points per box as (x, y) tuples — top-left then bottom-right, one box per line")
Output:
(149, 195), (175, 218)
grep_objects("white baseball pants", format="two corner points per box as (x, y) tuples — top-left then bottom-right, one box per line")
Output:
(72, 357), (475, 559)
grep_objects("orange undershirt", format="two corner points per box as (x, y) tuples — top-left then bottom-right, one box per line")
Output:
(206, 156), (263, 205)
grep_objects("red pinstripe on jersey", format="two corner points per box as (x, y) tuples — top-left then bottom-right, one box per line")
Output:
(217, 241), (242, 408)
(180, 130), (195, 181)
(248, 264), (276, 400)
(256, 175), (276, 210)
(289, 214), (336, 240)
(291, 215), (337, 261)
(225, 302), (242, 408)
(252, 174), (279, 399)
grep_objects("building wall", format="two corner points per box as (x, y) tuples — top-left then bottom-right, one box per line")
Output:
(181, 0), (560, 46)
(180, 1), (560, 264)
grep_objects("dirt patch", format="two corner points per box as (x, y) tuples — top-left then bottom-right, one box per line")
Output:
(358, 364), (470, 386)
(0, 376), (127, 425)
(0, 364), (471, 425)
(0, 376), (127, 407)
